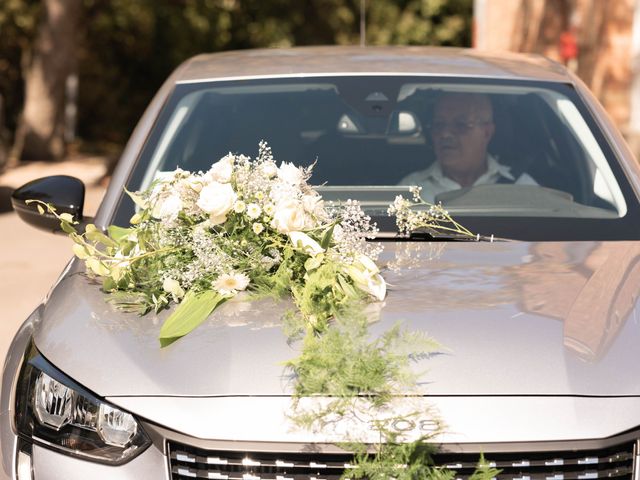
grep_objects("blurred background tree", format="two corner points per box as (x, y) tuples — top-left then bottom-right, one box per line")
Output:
(0, 0), (41, 167)
(0, 0), (472, 169)
(475, 0), (636, 147)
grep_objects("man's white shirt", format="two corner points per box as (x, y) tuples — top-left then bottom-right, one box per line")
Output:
(399, 155), (537, 202)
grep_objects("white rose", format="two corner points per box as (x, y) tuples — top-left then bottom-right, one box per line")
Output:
(270, 199), (307, 233)
(262, 161), (278, 178)
(197, 182), (237, 225)
(207, 154), (235, 183)
(288, 231), (325, 256)
(152, 193), (183, 221)
(179, 175), (204, 193)
(277, 162), (303, 185)
(302, 194), (324, 215)
(163, 278), (185, 299)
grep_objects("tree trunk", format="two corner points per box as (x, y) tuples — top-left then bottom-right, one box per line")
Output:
(11, 0), (81, 163)
(0, 94), (7, 172)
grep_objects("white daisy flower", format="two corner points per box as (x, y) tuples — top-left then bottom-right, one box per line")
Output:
(247, 203), (262, 219)
(213, 272), (250, 296)
(233, 200), (246, 213)
(263, 203), (275, 216)
(252, 222), (264, 235)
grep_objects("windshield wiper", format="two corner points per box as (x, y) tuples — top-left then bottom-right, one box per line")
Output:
(406, 229), (500, 242)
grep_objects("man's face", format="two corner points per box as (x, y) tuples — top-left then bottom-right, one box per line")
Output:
(430, 95), (495, 178)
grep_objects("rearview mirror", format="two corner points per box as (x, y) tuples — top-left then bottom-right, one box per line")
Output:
(11, 175), (87, 233)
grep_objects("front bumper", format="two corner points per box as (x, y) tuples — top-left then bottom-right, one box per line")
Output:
(4, 313), (640, 479)
(2, 422), (639, 480)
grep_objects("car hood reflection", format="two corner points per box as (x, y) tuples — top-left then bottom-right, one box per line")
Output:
(33, 240), (640, 397)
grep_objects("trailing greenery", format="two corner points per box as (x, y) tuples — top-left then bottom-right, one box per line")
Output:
(285, 312), (500, 480)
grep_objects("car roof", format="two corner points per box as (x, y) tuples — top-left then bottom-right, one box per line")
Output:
(177, 46), (572, 84)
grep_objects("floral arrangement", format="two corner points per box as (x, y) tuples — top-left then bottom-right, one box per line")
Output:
(33, 144), (499, 479)
(44, 142), (385, 346)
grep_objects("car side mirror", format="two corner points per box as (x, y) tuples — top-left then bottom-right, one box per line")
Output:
(11, 175), (89, 233)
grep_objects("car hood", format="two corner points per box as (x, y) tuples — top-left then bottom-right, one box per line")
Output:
(34, 240), (640, 398)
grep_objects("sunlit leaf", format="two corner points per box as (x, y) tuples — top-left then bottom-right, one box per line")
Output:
(108, 225), (133, 242)
(60, 221), (76, 234)
(159, 290), (227, 347)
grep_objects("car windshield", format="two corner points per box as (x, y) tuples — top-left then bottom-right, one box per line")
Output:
(121, 76), (640, 241)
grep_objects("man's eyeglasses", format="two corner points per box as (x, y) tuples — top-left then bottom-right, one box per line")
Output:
(429, 119), (492, 135)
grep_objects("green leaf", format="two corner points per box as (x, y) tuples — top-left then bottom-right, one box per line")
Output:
(60, 221), (76, 234)
(108, 225), (133, 242)
(159, 290), (227, 347)
(125, 188), (147, 208)
(103, 277), (116, 291)
(37, 205), (44, 215)
(85, 228), (118, 247)
(320, 224), (334, 250)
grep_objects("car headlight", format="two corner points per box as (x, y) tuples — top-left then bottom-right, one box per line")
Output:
(14, 344), (151, 464)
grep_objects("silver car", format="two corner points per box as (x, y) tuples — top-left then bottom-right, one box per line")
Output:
(4, 46), (640, 479)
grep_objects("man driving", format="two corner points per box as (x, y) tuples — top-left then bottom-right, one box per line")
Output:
(399, 93), (536, 202)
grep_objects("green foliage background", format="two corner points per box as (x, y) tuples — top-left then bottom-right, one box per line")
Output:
(0, 0), (471, 150)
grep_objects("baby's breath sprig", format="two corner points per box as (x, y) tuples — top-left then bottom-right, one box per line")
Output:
(388, 186), (474, 238)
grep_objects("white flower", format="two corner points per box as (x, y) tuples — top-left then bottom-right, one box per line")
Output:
(362, 272), (386, 301)
(152, 193), (183, 221)
(277, 162), (303, 185)
(288, 231), (325, 256)
(233, 200), (246, 213)
(345, 254), (386, 301)
(179, 175), (204, 193)
(207, 154), (235, 183)
(163, 278), (185, 300)
(214, 272), (250, 296)
(302, 194), (323, 215)
(332, 223), (344, 241)
(263, 203), (275, 216)
(252, 222), (264, 235)
(246, 203), (261, 219)
(197, 182), (237, 225)
(262, 161), (278, 178)
(270, 199), (307, 233)
(356, 253), (379, 274)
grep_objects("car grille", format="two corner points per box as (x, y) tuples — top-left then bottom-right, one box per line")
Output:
(168, 441), (636, 480)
